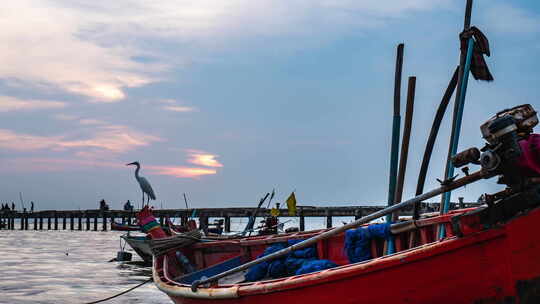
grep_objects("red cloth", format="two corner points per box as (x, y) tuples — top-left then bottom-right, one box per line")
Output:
(517, 134), (540, 177)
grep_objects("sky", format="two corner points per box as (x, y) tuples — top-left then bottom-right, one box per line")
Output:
(1, 0), (539, 210)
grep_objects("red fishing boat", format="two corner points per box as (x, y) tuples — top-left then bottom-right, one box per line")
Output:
(143, 101), (540, 304)
(140, 0), (540, 300)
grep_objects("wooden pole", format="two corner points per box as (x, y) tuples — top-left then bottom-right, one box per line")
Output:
(326, 209), (332, 228)
(299, 208), (305, 231)
(386, 43), (404, 254)
(224, 215), (231, 233)
(102, 212), (107, 231)
(393, 76), (416, 221)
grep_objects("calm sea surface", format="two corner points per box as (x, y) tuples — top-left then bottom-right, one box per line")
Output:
(0, 230), (169, 304)
(0, 217), (360, 304)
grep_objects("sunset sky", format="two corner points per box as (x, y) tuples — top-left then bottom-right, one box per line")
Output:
(1, 0), (539, 210)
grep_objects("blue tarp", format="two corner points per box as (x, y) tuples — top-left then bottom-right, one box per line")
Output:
(344, 223), (391, 264)
(245, 240), (336, 281)
(296, 259), (338, 275)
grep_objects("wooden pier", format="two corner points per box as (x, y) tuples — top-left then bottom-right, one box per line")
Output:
(0, 201), (478, 232)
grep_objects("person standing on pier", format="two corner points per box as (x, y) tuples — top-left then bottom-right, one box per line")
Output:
(11, 202), (15, 211)
(123, 200), (134, 211)
(30, 201), (34, 213)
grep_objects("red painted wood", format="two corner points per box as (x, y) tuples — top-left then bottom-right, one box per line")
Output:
(156, 206), (540, 303)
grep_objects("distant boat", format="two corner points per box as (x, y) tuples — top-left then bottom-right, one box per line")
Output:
(121, 234), (153, 263)
(111, 221), (140, 232)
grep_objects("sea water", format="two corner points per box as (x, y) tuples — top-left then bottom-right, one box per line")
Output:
(0, 217), (360, 304)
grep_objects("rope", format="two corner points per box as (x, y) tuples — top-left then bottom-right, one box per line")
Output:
(82, 278), (152, 304)
(149, 230), (202, 256)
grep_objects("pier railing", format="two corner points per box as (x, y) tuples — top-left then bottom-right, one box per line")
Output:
(0, 201), (480, 232)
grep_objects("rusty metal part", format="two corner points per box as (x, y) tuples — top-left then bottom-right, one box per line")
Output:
(451, 147), (480, 168)
(481, 104), (538, 144)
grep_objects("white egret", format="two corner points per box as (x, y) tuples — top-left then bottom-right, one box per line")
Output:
(126, 161), (156, 207)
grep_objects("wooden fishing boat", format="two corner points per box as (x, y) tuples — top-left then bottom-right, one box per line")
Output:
(111, 221), (140, 232)
(121, 234), (153, 263)
(144, 0), (540, 299)
(146, 99), (540, 303)
(150, 201), (540, 303)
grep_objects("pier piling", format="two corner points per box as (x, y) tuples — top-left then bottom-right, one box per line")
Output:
(0, 202), (481, 234)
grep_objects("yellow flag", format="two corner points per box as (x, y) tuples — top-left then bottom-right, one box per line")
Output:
(286, 192), (297, 216)
(270, 207), (280, 217)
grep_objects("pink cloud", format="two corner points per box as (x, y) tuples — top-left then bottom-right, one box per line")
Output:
(186, 150), (223, 167)
(0, 125), (162, 154)
(0, 157), (121, 172)
(0, 96), (66, 112)
(147, 165), (217, 179)
(0, 157), (217, 180)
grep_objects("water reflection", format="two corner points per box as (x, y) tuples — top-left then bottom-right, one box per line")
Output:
(0, 230), (169, 304)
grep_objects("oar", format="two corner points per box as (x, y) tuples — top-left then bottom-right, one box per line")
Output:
(244, 193), (270, 236)
(183, 193), (189, 210)
(191, 169), (491, 291)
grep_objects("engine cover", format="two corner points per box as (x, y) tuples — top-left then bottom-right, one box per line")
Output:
(517, 133), (540, 177)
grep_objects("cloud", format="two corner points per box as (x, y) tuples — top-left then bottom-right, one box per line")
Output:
(0, 124), (162, 154)
(480, 2), (540, 34)
(0, 157), (217, 179)
(0, 2), (156, 102)
(53, 114), (79, 121)
(0, 157), (121, 172)
(79, 118), (106, 125)
(0, 1), (451, 102)
(0, 96), (66, 112)
(162, 105), (197, 112)
(146, 165), (217, 179)
(186, 150), (223, 167)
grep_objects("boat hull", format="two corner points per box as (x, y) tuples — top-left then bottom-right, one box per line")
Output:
(122, 235), (153, 263)
(155, 206), (540, 304)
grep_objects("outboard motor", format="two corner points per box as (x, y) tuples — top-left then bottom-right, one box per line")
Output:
(451, 104), (540, 225)
(453, 104), (538, 188)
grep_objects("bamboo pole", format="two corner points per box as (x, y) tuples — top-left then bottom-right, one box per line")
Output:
(386, 43), (404, 254)
(393, 76), (416, 221)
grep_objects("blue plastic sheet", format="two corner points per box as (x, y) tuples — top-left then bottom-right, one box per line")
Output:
(245, 239), (337, 281)
(296, 259), (338, 275)
(344, 223), (391, 263)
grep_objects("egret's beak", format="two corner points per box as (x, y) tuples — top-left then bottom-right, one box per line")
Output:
(126, 162), (136, 166)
